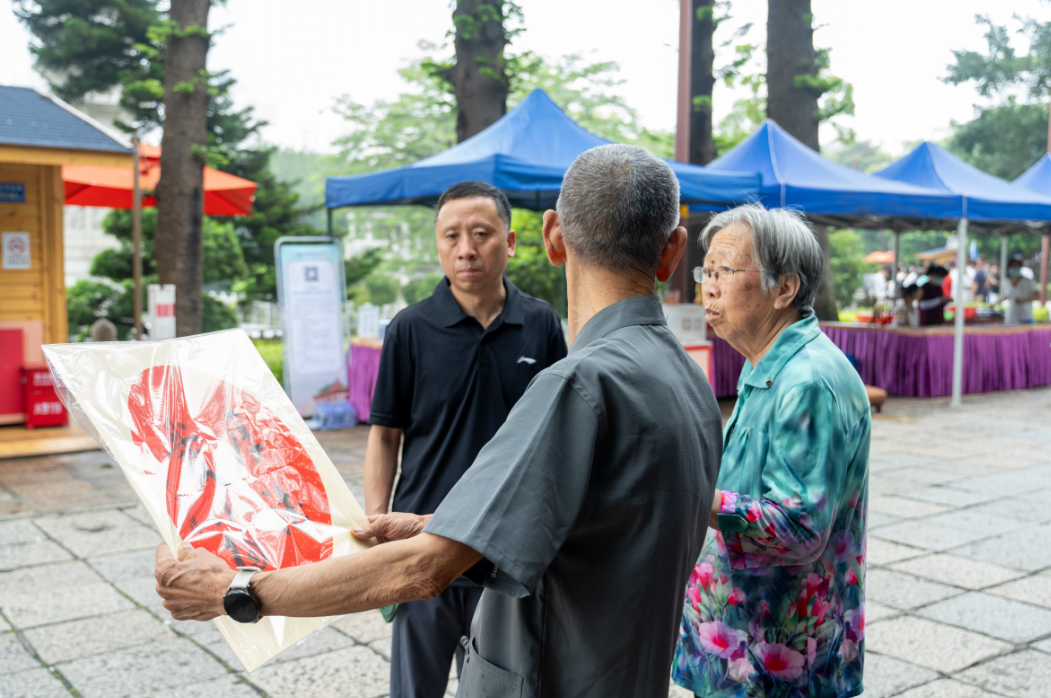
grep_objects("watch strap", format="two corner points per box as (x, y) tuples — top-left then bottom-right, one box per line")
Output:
(228, 568), (260, 593)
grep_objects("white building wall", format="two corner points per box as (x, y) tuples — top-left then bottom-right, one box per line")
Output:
(64, 205), (118, 287)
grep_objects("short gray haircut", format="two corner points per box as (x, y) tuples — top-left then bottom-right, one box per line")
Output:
(700, 204), (823, 317)
(556, 144), (681, 274)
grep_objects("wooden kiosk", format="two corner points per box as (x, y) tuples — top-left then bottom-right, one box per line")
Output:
(0, 85), (134, 456)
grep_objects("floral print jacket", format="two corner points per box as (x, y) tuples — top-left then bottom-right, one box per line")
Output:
(673, 316), (871, 698)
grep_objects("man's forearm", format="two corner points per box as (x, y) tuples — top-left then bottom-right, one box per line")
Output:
(250, 533), (481, 618)
(364, 426), (402, 515)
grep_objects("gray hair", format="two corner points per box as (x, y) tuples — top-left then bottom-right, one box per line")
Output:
(556, 144), (681, 274)
(700, 204), (823, 317)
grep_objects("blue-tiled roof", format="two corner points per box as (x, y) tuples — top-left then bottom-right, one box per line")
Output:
(0, 85), (133, 153)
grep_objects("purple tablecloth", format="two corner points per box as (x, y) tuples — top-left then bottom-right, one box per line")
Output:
(710, 324), (1051, 398)
(347, 343), (383, 422)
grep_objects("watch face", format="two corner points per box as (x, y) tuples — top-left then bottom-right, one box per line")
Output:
(224, 589), (260, 623)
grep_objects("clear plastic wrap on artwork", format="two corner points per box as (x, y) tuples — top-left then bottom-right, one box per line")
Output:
(43, 329), (372, 671)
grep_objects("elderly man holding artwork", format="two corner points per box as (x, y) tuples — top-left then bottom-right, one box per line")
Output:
(672, 205), (871, 698)
(156, 144), (723, 698)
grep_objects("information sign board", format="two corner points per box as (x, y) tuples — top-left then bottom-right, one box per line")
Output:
(276, 238), (349, 417)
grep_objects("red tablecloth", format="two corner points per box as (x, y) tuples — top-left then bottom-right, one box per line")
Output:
(710, 323), (1051, 398)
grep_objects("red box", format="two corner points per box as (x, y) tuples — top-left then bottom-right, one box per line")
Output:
(21, 364), (67, 429)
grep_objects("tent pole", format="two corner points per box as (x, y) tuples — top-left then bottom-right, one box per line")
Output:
(132, 137), (143, 341)
(951, 217), (967, 407)
(1040, 234), (1049, 306)
(327, 208), (334, 238)
(892, 230), (900, 298)
(1000, 234), (1009, 295)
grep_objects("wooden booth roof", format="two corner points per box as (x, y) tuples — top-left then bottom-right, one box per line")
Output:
(0, 85), (135, 168)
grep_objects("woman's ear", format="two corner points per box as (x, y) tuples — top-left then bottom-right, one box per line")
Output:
(772, 274), (802, 311)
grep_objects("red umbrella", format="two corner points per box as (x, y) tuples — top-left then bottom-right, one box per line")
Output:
(863, 250), (895, 264)
(62, 144), (257, 216)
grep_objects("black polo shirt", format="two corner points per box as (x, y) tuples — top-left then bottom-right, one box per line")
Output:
(368, 276), (567, 516)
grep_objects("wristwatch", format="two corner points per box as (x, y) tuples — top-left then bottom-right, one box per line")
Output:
(223, 568), (262, 623)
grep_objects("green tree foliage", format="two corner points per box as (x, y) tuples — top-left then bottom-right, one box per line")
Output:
(402, 274), (445, 305)
(828, 229), (875, 308)
(67, 280), (132, 341)
(710, 30), (855, 154)
(346, 249), (385, 289)
(364, 275), (399, 306)
(330, 51), (667, 314)
(14, 0), (161, 105)
(821, 128), (894, 173)
(507, 210), (566, 316)
(950, 100), (1048, 181)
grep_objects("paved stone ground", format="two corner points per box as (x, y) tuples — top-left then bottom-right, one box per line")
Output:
(1, 387), (1050, 698)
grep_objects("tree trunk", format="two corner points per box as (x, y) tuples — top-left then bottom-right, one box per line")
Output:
(155, 0), (210, 336)
(767, 0), (837, 319)
(767, 0), (820, 149)
(689, 0), (716, 165)
(448, 0), (508, 143)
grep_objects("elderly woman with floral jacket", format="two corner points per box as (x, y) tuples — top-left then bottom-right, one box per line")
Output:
(672, 205), (870, 698)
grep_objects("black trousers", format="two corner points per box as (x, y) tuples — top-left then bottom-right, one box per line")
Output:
(390, 584), (484, 698)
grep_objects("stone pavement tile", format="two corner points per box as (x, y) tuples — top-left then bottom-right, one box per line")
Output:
(121, 505), (154, 527)
(871, 520), (992, 552)
(951, 524), (1051, 572)
(333, 610), (393, 644)
(164, 617), (218, 639)
(185, 623), (240, 668)
(866, 601), (901, 624)
(1033, 638), (1051, 653)
(0, 519), (44, 545)
(969, 496), (1051, 524)
(955, 649), (1051, 698)
(0, 667), (71, 698)
(866, 616), (1012, 673)
(868, 512), (901, 529)
(87, 548), (156, 581)
(60, 637), (226, 698)
(917, 592), (1051, 643)
(33, 510), (160, 558)
(114, 575), (165, 607)
(869, 474), (927, 497)
(897, 487), (1001, 508)
(274, 627), (355, 664)
(880, 467), (971, 486)
(247, 645), (390, 698)
(0, 632), (40, 674)
(0, 539), (73, 571)
(0, 559), (100, 596)
(869, 496), (954, 519)
(2, 581), (135, 628)
(6, 479), (117, 512)
(920, 510), (1027, 537)
(862, 653), (939, 698)
(986, 575), (1051, 610)
(0, 491), (32, 519)
(962, 453), (1051, 470)
(867, 538), (927, 566)
(866, 570), (962, 610)
(23, 609), (174, 664)
(953, 469), (1051, 497)
(888, 554), (1025, 590)
(143, 675), (259, 698)
(894, 678), (999, 698)
(368, 637), (392, 661)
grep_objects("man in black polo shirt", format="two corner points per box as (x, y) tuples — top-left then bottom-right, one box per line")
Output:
(364, 181), (566, 698)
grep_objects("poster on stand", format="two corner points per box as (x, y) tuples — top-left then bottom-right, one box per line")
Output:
(275, 238), (349, 417)
(43, 330), (372, 672)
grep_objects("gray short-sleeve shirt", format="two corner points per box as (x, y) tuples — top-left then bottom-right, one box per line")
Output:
(425, 295), (723, 698)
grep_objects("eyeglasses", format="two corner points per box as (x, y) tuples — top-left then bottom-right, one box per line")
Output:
(693, 266), (763, 283)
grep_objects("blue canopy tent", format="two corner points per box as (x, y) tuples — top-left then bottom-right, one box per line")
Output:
(875, 141), (1051, 405)
(324, 89), (760, 214)
(703, 120), (961, 228)
(1012, 153), (1051, 320)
